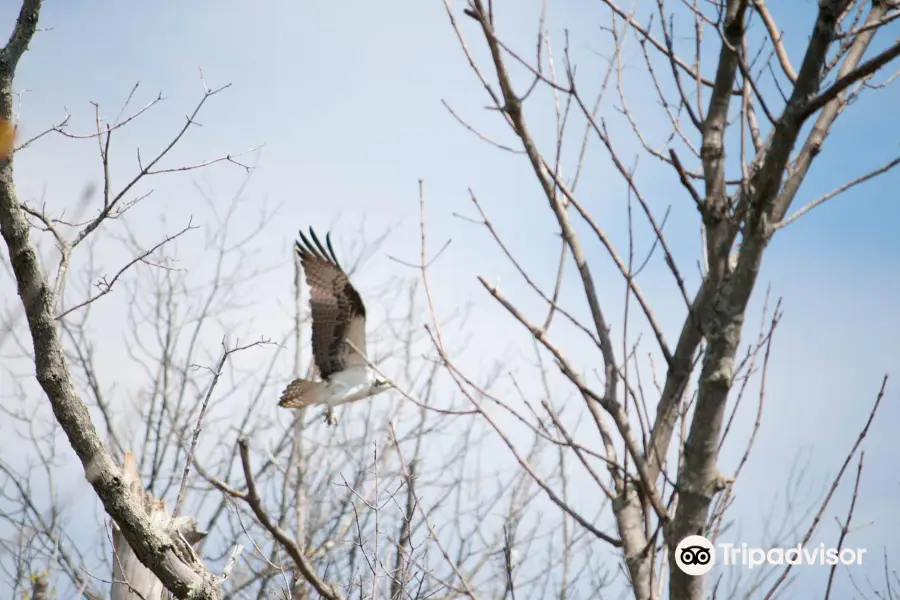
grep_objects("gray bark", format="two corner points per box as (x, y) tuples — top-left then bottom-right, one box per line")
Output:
(666, 2), (888, 599)
(0, 3), (223, 599)
(448, 0), (900, 599)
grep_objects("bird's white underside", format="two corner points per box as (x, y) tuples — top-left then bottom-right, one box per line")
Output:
(320, 365), (384, 407)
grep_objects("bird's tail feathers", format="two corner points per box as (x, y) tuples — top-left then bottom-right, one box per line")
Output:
(279, 378), (326, 408)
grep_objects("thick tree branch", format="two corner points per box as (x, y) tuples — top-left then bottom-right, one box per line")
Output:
(645, 0), (750, 486)
(0, 4), (224, 599)
(772, 0), (891, 222)
(2, 0), (41, 72)
(801, 39), (900, 120)
(668, 4), (863, 600)
(754, 0), (798, 83)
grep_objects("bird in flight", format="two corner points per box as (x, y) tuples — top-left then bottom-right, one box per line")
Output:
(279, 228), (391, 425)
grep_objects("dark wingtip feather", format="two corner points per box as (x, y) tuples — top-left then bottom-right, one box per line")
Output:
(307, 228), (337, 266)
(295, 229), (312, 258)
(296, 228), (327, 262)
(324, 232), (343, 270)
(296, 227), (343, 270)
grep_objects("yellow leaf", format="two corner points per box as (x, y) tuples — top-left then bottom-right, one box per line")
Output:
(0, 117), (17, 160)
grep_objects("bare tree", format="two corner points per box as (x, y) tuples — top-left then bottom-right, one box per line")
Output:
(2, 7), (533, 600)
(3, 1), (898, 600)
(0, 1), (250, 597)
(426, 1), (900, 599)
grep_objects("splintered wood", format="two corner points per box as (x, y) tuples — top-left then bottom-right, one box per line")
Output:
(111, 452), (208, 600)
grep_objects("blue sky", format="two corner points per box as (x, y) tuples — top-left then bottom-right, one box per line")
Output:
(1, 0), (899, 598)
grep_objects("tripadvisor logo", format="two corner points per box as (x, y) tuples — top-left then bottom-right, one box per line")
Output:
(674, 535), (867, 576)
(675, 535), (715, 576)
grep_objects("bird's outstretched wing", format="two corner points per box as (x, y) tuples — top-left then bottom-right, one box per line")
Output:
(295, 228), (368, 378)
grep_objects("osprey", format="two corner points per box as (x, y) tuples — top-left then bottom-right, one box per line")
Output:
(279, 228), (391, 424)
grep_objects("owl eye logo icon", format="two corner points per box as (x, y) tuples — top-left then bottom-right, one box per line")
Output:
(675, 535), (716, 576)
